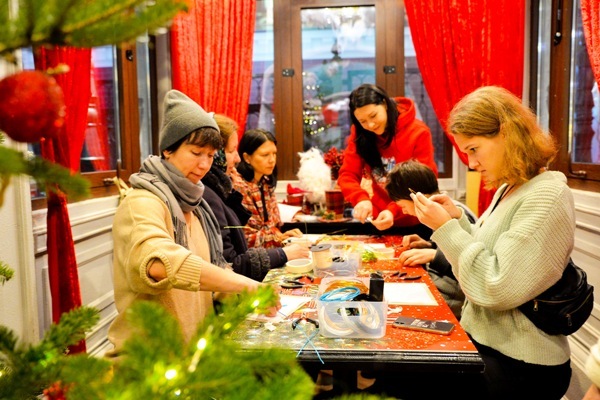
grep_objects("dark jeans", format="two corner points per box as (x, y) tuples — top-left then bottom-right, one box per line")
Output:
(365, 339), (571, 400)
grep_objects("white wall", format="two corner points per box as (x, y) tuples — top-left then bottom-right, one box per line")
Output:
(31, 196), (119, 355)
(0, 160), (39, 344)
(566, 189), (600, 399)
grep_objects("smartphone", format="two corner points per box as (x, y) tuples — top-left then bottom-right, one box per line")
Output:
(392, 316), (455, 335)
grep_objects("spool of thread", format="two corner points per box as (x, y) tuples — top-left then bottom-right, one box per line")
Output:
(310, 243), (333, 269)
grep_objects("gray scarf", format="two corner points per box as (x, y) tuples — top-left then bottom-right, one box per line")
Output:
(129, 155), (228, 268)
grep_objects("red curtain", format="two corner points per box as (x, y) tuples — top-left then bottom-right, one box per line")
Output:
(405, 0), (525, 214)
(170, 0), (256, 131)
(34, 47), (91, 353)
(582, 0), (600, 88)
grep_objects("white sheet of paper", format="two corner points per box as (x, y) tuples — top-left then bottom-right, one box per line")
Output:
(302, 234), (325, 244)
(364, 243), (387, 250)
(384, 282), (438, 306)
(278, 203), (303, 223)
(247, 294), (312, 323)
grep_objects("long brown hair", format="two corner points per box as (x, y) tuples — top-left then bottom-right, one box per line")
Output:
(448, 86), (557, 186)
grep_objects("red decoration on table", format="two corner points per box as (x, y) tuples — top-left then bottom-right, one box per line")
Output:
(287, 183), (306, 195)
(286, 184), (308, 206)
(323, 147), (344, 180)
(0, 70), (66, 142)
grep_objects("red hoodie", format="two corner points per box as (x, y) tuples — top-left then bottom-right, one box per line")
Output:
(337, 97), (437, 227)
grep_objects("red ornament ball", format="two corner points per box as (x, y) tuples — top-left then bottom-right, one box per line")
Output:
(0, 70), (66, 143)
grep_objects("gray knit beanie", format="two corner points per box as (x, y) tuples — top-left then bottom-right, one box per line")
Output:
(159, 90), (219, 152)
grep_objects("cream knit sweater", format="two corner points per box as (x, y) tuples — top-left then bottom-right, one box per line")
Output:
(431, 171), (575, 365)
(107, 189), (215, 357)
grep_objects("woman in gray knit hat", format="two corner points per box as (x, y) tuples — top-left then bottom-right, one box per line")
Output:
(107, 90), (277, 357)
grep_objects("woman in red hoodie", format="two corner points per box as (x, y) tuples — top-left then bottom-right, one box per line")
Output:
(338, 83), (437, 232)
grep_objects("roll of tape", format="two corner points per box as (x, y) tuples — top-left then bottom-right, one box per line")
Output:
(285, 258), (314, 274)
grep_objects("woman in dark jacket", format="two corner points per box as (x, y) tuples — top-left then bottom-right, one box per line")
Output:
(201, 114), (309, 281)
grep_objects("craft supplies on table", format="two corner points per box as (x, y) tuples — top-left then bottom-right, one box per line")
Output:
(316, 276), (387, 338)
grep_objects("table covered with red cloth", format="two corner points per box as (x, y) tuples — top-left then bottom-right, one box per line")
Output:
(229, 235), (484, 387)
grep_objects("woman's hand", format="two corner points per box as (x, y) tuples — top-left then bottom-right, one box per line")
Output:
(401, 234), (433, 249)
(282, 243), (310, 260)
(411, 192), (452, 230)
(282, 228), (303, 239)
(259, 283), (281, 317)
(398, 248), (436, 267)
(428, 193), (462, 219)
(353, 200), (373, 223)
(371, 210), (394, 231)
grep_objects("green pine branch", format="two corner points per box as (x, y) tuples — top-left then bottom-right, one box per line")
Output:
(0, 285), (392, 399)
(0, 145), (90, 205)
(0, 0), (189, 59)
(0, 261), (13, 284)
(102, 286), (313, 400)
(0, 306), (99, 400)
(25, 151), (90, 200)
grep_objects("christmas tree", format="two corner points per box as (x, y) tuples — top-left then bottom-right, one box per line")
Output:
(0, 285), (318, 399)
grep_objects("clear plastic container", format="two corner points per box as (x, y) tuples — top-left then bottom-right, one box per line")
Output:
(311, 241), (363, 278)
(316, 277), (387, 338)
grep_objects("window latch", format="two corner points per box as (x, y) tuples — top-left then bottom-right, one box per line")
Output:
(554, 0), (563, 45)
(567, 152), (587, 178)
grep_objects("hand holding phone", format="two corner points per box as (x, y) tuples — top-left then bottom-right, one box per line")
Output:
(392, 316), (455, 335)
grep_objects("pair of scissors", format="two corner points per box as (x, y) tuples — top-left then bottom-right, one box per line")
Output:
(377, 271), (422, 281)
(292, 312), (319, 329)
(281, 275), (314, 289)
(393, 272), (422, 281)
(377, 270), (403, 278)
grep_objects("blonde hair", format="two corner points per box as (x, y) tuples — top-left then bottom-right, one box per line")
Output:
(448, 86), (557, 187)
(213, 114), (239, 145)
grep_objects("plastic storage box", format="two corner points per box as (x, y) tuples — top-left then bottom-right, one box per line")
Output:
(316, 277), (387, 338)
(311, 241), (363, 278)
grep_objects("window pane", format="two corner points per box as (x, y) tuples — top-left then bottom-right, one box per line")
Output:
(404, 14), (448, 175)
(301, 6), (376, 153)
(81, 46), (119, 173)
(570, 0), (600, 164)
(22, 46), (120, 198)
(248, 0), (275, 133)
(136, 36), (153, 161)
(20, 49), (46, 198)
(535, 0), (552, 131)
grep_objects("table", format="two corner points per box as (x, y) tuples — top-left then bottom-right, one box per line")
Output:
(282, 219), (433, 239)
(229, 235), (484, 393)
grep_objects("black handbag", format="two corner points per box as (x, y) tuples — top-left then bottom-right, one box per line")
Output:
(518, 259), (594, 336)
